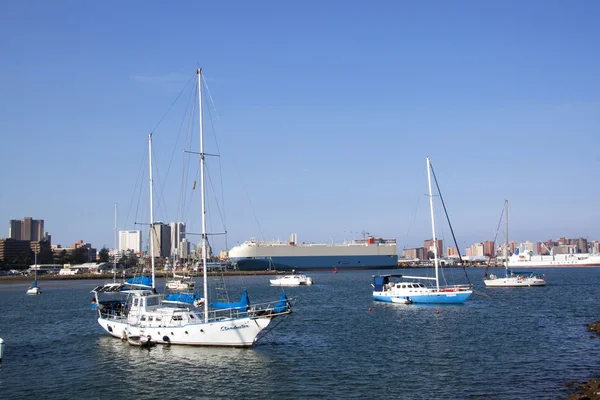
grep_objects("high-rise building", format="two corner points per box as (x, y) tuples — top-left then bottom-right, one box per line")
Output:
(119, 230), (142, 253)
(483, 241), (495, 257)
(423, 238), (443, 258)
(150, 223), (171, 257)
(170, 222), (186, 257)
(8, 217), (44, 241)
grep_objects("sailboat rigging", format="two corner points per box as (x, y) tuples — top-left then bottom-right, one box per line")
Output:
(26, 249), (41, 295)
(372, 157), (473, 304)
(483, 200), (546, 287)
(91, 68), (294, 346)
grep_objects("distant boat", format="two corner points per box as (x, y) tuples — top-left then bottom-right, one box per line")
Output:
(26, 251), (41, 295)
(229, 233), (398, 271)
(508, 248), (600, 268)
(372, 157), (473, 304)
(484, 200), (546, 287)
(270, 274), (314, 286)
(165, 274), (196, 291)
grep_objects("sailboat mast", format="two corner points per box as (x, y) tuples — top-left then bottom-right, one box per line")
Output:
(148, 133), (156, 289)
(505, 200), (509, 271)
(198, 68), (209, 322)
(426, 157), (440, 291)
(114, 202), (117, 283)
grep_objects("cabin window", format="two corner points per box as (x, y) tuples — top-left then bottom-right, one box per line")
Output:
(133, 299), (139, 307)
(189, 314), (195, 319)
(140, 316), (146, 321)
(149, 317), (154, 321)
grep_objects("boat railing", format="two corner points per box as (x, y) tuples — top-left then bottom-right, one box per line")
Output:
(205, 297), (296, 321)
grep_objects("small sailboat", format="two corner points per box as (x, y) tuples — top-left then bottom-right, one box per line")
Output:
(91, 69), (295, 347)
(483, 200), (546, 287)
(26, 251), (41, 295)
(373, 157), (473, 304)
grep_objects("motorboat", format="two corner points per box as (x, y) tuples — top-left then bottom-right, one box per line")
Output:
(270, 274), (314, 286)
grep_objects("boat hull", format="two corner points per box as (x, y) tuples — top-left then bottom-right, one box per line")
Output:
(98, 316), (272, 347)
(233, 255), (398, 271)
(373, 291), (472, 304)
(483, 278), (546, 287)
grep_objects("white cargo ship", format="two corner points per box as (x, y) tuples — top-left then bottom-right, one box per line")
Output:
(508, 248), (600, 268)
(229, 233), (398, 271)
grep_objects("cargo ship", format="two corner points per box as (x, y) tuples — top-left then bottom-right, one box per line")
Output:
(508, 248), (600, 268)
(229, 233), (398, 271)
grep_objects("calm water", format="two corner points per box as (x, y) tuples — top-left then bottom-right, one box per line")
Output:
(0, 267), (599, 399)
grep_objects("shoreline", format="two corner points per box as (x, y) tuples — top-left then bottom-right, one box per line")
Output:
(0, 270), (280, 283)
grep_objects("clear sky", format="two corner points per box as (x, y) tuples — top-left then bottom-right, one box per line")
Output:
(1, 0), (599, 254)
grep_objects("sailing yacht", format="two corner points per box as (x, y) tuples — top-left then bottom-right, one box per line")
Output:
(483, 200), (546, 287)
(26, 251), (41, 295)
(91, 69), (294, 346)
(372, 157), (473, 304)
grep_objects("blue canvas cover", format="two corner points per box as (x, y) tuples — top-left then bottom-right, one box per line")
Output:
(165, 293), (199, 304)
(211, 290), (250, 311)
(126, 276), (153, 288)
(373, 276), (386, 291)
(274, 292), (290, 313)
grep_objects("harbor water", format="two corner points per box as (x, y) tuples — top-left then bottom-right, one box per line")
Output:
(0, 267), (598, 399)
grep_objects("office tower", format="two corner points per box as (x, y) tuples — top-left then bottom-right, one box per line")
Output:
(170, 222), (186, 257)
(8, 217), (44, 241)
(150, 223), (171, 257)
(119, 230), (142, 253)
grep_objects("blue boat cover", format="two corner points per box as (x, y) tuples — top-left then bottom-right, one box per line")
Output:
(165, 293), (200, 304)
(274, 292), (290, 313)
(31, 280), (38, 288)
(126, 276), (153, 288)
(211, 290), (250, 311)
(373, 276), (386, 291)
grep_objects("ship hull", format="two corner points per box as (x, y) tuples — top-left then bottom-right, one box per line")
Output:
(232, 255), (398, 271)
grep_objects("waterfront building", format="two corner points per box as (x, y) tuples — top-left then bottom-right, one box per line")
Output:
(150, 223), (171, 258)
(483, 240), (495, 257)
(170, 222), (186, 257)
(0, 238), (33, 265)
(8, 217), (45, 241)
(403, 247), (425, 260)
(119, 230), (141, 253)
(423, 238), (443, 259)
(447, 247), (458, 257)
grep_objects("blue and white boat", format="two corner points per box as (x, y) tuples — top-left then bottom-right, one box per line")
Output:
(372, 157), (473, 304)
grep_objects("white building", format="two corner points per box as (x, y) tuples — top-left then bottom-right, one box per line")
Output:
(119, 230), (141, 253)
(170, 222), (186, 257)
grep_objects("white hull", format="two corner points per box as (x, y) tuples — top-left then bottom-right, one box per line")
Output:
(483, 276), (546, 287)
(230, 237), (397, 258)
(508, 253), (600, 268)
(270, 275), (313, 286)
(26, 287), (41, 295)
(98, 315), (272, 347)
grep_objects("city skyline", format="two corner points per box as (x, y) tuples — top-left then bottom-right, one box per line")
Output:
(1, 2), (599, 250)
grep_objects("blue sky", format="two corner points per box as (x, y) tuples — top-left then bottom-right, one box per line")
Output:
(1, 1), (599, 254)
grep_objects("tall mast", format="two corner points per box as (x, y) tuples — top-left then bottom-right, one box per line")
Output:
(114, 202), (117, 283)
(198, 68), (208, 322)
(505, 200), (509, 271)
(426, 157), (440, 291)
(148, 133), (156, 289)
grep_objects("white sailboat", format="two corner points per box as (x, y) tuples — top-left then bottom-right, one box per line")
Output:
(91, 68), (294, 346)
(372, 157), (473, 304)
(26, 250), (41, 295)
(483, 200), (546, 287)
